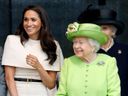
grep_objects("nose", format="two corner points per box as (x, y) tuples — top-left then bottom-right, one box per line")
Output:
(26, 20), (32, 26)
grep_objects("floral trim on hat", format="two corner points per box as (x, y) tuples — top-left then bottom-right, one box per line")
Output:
(66, 22), (79, 34)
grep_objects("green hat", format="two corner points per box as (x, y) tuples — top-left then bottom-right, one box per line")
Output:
(66, 22), (108, 45)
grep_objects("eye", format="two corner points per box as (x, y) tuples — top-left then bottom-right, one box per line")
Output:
(101, 26), (110, 31)
(31, 18), (37, 22)
(79, 41), (84, 44)
(73, 40), (77, 44)
(23, 17), (28, 21)
(102, 26), (107, 30)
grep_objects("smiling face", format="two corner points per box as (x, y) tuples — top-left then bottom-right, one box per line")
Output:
(23, 10), (42, 40)
(73, 36), (94, 60)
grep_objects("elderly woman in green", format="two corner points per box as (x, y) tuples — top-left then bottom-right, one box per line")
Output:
(56, 22), (120, 96)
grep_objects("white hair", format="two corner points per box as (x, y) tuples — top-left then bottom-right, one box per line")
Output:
(110, 25), (118, 38)
(88, 38), (100, 52)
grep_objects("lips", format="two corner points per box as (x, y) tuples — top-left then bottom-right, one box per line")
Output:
(25, 27), (34, 32)
(74, 49), (83, 54)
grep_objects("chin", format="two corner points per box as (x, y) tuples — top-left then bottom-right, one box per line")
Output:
(75, 54), (82, 58)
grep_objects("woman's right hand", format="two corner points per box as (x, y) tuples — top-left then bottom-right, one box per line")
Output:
(26, 54), (42, 69)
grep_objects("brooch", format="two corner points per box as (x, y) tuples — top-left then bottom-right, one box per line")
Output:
(97, 61), (105, 65)
(118, 50), (122, 54)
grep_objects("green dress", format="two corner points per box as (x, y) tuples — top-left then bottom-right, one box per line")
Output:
(56, 54), (120, 96)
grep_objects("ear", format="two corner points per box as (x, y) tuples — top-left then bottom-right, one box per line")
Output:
(111, 31), (116, 38)
(111, 25), (117, 38)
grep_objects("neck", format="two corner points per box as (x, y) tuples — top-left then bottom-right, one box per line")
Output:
(82, 53), (97, 63)
(101, 38), (113, 50)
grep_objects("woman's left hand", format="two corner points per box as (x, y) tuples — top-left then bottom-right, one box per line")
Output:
(26, 54), (41, 69)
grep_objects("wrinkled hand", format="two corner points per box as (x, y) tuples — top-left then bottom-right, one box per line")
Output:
(26, 54), (41, 69)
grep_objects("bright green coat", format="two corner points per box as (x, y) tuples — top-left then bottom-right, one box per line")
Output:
(56, 54), (120, 96)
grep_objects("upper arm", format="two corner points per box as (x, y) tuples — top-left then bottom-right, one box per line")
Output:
(107, 57), (120, 96)
(56, 59), (68, 96)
